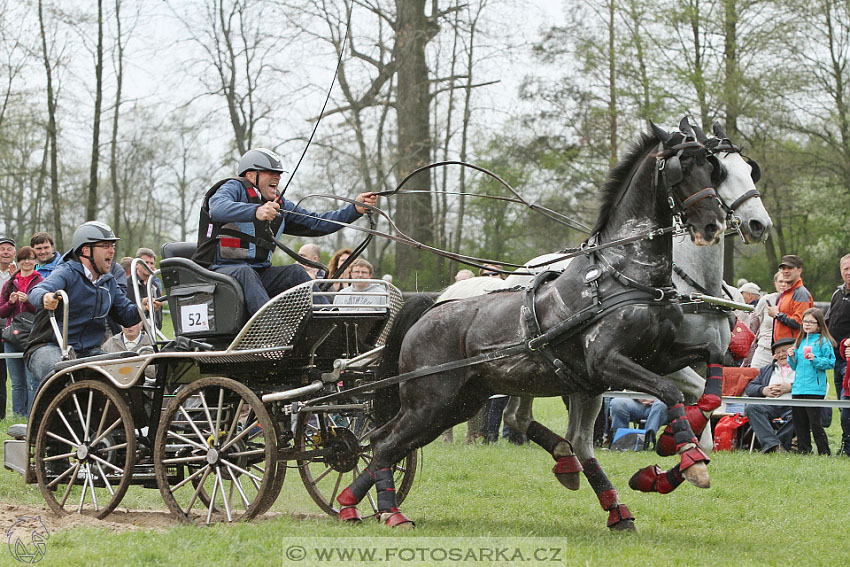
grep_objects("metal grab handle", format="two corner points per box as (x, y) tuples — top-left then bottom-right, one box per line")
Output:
(130, 258), (169, 343)
(47, 290), (72, 360)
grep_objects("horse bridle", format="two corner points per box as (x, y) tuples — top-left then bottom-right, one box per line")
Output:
(705, 137), (762, 224)
(655, 138), (722, 227)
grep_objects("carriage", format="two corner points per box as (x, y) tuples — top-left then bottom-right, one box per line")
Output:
(3, 242), (418, 524)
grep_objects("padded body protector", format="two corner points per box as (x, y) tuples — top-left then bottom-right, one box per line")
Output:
(193, 177), (282, 268)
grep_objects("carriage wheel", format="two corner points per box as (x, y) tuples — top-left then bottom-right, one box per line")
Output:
(154, 377), (277, 524)
(252, 450), (286, 516)
(34, 380), (136, 519)
(295, 409), (418, 517)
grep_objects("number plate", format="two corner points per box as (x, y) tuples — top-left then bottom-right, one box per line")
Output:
(181, 304), (210, 332)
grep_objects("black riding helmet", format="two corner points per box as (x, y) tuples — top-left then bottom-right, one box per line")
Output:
(71, 221), (120, 277)
(237, 148), (287, 177)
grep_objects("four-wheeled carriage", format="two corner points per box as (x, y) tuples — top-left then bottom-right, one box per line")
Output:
(5, 242), (419, 523)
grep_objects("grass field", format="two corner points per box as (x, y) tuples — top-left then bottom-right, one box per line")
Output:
(0, 394), (848, 567)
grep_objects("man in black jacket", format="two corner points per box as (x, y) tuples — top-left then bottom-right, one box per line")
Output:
(826, 253), (850, 455)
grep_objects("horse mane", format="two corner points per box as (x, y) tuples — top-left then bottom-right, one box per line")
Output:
(589, 131), (663, 237)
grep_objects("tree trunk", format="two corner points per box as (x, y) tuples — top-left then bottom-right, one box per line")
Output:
(822, 1), (850, 191)
(607, 0), (617, 165)
(393, 0), (437, 289)
(689, 0), (710, 127)
(39, 0), (63, 248)
(722, 0), (739, 282)
(110, 0), (124, 244)
(87, 0), (104, 221)
(452, 4), (479, 274)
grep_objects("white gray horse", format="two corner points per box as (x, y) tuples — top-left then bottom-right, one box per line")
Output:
(442, 122), (771, 494)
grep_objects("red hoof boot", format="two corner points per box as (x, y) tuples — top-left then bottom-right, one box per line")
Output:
(655, 429), (677, 457)
(380, 510), (414, 529)
(629, 465), (663, 493)
(338, 506), (362, 522)
(337, 487), (359, 507)
(679, 445), (710, 471)
(629, 465), (683, 494)
(553, 456), (583, 490)
(606, 504), (636, 531)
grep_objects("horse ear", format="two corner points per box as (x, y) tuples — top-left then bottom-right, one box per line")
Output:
(713, 121), (728, 139)
(678, 116), (696, 138)
(650, 121), (672, 145)
(692, 122), (709, 144)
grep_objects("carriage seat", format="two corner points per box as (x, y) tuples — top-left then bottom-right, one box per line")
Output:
(159, 242), (247, 339)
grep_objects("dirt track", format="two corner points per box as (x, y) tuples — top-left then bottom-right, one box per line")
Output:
(0, 504), (312, 533)
(1, 503), (177, 533)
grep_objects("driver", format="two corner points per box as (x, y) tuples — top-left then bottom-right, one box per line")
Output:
(194, 148), (377, 315)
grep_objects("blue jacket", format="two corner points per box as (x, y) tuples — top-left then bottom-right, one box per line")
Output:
(29, 259), (141, 353)
(208, 179), (361, 269)
(788, 333), (835, 396)
(36, 252), (61, 278)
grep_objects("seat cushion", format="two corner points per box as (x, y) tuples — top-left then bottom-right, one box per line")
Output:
(721, 367), (759, 397)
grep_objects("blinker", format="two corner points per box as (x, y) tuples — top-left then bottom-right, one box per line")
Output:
(584, 265), (603, 283)
(662, 155), (684, 186)
(745, 157), (761, 183)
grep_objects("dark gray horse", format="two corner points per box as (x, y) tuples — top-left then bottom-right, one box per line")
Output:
(337, 125), (727, 530)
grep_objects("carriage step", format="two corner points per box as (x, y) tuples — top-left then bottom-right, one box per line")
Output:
(3, 440), (27, 475)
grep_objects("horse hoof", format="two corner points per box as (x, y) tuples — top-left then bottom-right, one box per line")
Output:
(552, 455), (582, 490)
(555, 472), (581, 491)
(609, 518), (636, 532)
(380, 511), (415, 529)
(338, 506), (362, 523)
(681, 462), (710, 488)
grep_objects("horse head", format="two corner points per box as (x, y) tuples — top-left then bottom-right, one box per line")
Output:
(687, 120), (772, 243)
(650, 121), (726, 246)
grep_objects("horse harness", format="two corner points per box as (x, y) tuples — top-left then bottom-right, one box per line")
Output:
(520, 241), (679, 390)
(673, 264), (735, 317)
(303, 134), (723, 406)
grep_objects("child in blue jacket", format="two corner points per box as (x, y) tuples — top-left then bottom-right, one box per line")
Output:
(787, 307), (836, 454)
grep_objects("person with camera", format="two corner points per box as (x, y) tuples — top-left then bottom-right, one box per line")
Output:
(0, 246), (43, 415)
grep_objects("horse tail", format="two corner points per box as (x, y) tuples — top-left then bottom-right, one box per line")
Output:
(373, 294), (436, 425)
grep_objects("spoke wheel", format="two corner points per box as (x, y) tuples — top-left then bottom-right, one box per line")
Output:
(295, 409), (418, 517)
(154, 377), (277, 524)
(35, 380), (136, 519)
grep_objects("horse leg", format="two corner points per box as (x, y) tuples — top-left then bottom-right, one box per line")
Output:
(568, 393), (636, 531)
(339, 379), (489, 527)
(652, 342), (723, 459)
(628, 401), (711, 493)
(593, 353), (711, 491)
(504, 395), (583, 490)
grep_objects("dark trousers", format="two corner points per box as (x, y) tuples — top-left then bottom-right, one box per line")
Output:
(214, 264), (326, 315)
(0, 355), (6, 420)
(791, 394), (831, 455)
(835, 358), (850, 448)
(483, 395), (509, 442)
